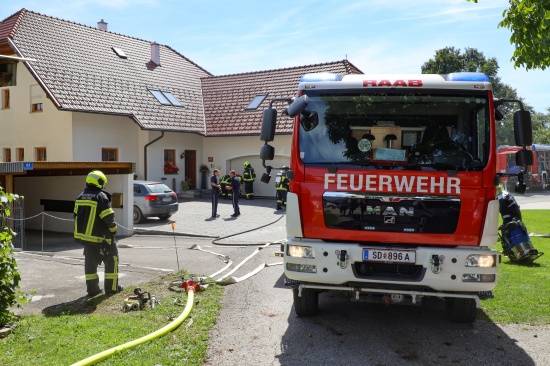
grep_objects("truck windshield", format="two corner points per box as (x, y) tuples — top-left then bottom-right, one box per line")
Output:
(298, 90), (490, 171)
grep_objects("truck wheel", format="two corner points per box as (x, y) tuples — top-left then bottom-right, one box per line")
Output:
(445, 298), (477, 323)
(293, 288), (318, 317)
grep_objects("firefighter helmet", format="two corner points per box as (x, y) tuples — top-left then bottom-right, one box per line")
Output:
(86, 170), (107, 189)
(244, 161), (251, 167)
(496, 183), (504, 196)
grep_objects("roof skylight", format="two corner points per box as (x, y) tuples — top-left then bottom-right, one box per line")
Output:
(112, 47), (127, 59)
(244, 94), (268, 111)
(149, 89), (183, 107)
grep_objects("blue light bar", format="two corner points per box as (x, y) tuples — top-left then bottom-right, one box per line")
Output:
(300, 72), (340, 82)
(445, 72), (490, 82)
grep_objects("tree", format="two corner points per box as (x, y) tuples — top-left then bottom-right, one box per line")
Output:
(468, 0), (550, 70)
(532, 109), (550, 144)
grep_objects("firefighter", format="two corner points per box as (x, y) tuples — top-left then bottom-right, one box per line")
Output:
(243, 161), (256, 199)
(220, 173), (232, 199)
(497, 183), (522, 224)
(74, 171), (122, 297)
(275, 169), (289, 210)
(226, 170), (241, 216)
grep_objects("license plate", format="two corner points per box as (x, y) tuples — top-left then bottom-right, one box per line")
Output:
(363, 248), (416, 263)
(162, 196), (173, 203)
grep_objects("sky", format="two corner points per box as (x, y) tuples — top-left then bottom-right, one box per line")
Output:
(2, 0), (549, 113)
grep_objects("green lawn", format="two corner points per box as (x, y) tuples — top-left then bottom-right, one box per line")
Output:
(480, 209), (550, 324)
(0, 273), (224, 366)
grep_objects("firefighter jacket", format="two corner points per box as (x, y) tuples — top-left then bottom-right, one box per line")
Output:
(220, 174), (231, 185)
(276, 176), (289, 191)
(74, 186), (117, 245)
(243, 166), (256, 182)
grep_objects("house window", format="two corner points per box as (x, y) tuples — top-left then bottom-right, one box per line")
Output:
(244, 94), (268, 111)
(35, 147), (46, 161)
(30, 84), (43, 112)
(149, 89), (183, 107)
(0, 62), (16, 87)
(2, 148), (11, 162)
(31, 103), (43, 113)
(2, 89), (9, 109)
(102, 148), (118, 161)
(16, 148), (24, 161)
(163, 149), (179, 174)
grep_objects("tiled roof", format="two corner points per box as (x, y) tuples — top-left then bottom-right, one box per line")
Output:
(0, 9), (24, 41)
(201, 60), (363, 136)
(2, 9), (363, 137)
(5, 9), (211, 133)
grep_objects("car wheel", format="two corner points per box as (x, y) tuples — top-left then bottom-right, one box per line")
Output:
(133, 206), (144, 224)
(158, 214), (171, 221)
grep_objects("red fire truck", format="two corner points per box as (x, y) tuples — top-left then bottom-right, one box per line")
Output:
(259, 72), (532, 323)
(497, 144), (550, 190)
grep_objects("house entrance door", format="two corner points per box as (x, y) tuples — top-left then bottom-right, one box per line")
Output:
(184, 150), (196, 189)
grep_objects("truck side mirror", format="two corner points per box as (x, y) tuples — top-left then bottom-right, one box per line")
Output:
(513, 110), (532, 146)
(261, 108), (277, 142)
(285, 95), (309, 118)
(260, 144), (274, 161)
(516, 148), (533, 166)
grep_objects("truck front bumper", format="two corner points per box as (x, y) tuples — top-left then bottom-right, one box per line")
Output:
(282, 238), (499, 296)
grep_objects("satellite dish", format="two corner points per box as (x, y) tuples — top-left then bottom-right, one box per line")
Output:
(0, 54), (37, 62)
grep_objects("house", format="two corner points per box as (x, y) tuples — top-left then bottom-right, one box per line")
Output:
(0, 8), (361, 233)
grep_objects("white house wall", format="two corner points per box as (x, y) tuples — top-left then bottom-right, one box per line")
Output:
(72, 112), (139, 162)
(0, 64), (73, 161)
(142, 131), (204, 191)
(15, 174), (133, 236)
(202, 135), (291, 173)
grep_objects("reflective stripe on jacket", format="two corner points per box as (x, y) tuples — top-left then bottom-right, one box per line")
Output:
(74, 186), (117, 244)
(276, 177), (289, 191)
(243, 167), (256, 182)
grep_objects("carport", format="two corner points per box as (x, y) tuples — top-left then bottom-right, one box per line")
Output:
(0, 161), (135, 246)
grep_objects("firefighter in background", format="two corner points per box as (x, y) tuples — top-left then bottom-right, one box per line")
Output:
(74, 171), (122, 297)
(243, 161), (256, 199)
(275, 169), (289, 210)
(220, 173), (232, 199)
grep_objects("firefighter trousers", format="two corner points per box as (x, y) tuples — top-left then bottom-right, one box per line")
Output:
(83, 241), (119, 295)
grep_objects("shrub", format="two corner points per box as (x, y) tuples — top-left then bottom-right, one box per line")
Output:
(0, 187), (24, 327)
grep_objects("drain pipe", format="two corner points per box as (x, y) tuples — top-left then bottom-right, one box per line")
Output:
(144, 131), (165, 180)
(71, 282), (200, 366)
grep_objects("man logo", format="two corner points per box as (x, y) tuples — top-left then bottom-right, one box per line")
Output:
(384, 216), (395, 224)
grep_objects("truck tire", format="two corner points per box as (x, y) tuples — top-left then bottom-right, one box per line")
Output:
(445, 298), (477, 323)
(293, 288), (318, 317)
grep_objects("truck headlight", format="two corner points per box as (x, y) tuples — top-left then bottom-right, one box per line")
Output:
(465, 254), (496, 267)
(287, 245), (315, 258)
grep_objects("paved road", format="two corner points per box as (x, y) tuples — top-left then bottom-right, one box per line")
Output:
(13, 194), (550, 365)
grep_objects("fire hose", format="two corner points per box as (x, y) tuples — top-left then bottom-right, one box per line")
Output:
(71, 280), (201, 366)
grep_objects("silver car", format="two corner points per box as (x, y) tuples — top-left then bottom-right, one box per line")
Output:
(133, 180), (179, 224)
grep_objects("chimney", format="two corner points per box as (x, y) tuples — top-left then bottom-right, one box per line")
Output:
(97, 19), (108, 31)
(151, 42), (160, 65)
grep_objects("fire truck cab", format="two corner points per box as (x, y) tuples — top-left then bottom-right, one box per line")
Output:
(259, 72), (533, 323)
